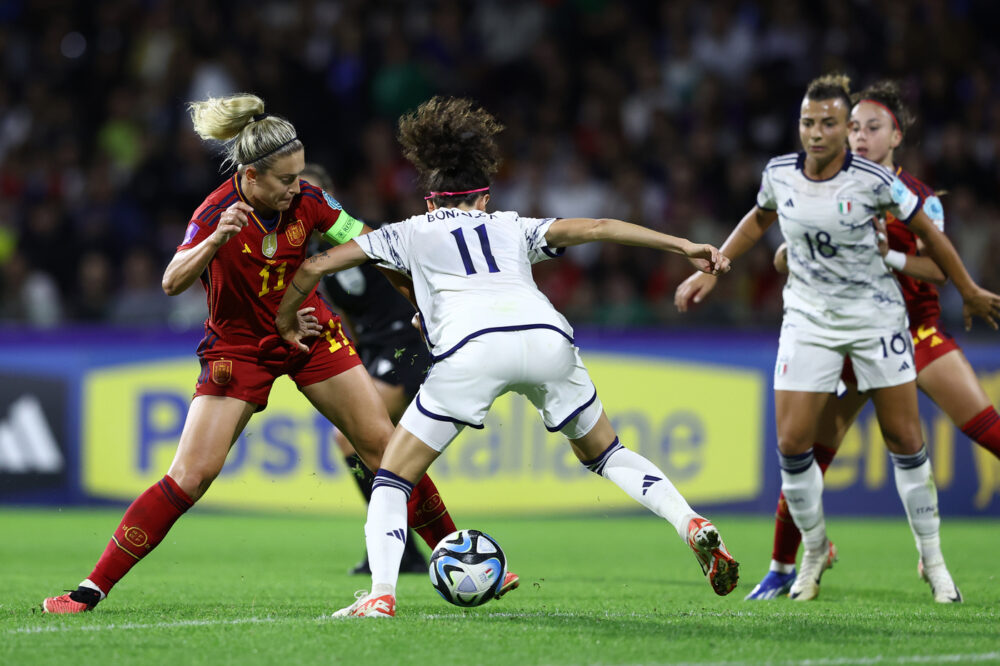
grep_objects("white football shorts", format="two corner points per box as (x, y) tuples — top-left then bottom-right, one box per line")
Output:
(773, 319), (917, 393)
(399, 327), (603, 451)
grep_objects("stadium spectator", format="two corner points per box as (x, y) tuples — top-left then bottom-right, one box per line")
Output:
(0, 1), (997, 333)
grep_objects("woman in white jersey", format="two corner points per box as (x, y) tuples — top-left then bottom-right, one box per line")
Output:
(276, 96), (737, 618)
(674, 74), (1000, 603)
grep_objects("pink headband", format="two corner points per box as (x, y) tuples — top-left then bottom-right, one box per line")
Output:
(424, 186), (490, 200)
(860, 99), (900, 133)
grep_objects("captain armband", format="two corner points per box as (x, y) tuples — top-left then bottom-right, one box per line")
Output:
(322, 210), (364, 245)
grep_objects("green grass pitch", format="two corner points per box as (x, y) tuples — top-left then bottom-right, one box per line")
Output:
(3, 508), (999, 665)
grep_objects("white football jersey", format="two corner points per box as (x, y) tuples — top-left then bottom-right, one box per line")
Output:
(757, 151), (923, 337)
(354, 208), (572, 359)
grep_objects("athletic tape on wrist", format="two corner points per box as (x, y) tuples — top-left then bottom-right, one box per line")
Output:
(884, 249), (907, 271)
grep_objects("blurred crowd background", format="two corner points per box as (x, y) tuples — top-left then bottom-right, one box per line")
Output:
(2, 0), (999, 333)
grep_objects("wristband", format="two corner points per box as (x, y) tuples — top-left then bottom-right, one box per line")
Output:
(322, 210), (364, 245)
(884, 249), (907, 271)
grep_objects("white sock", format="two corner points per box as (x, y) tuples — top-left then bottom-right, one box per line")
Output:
(79, 578), (107, 600)
(779, 452), (826, 552)
(585, 439), (696, 540)
(365, 484), (409, 595)
(892, 448), (943, 565)
(769, 560), (795, 574)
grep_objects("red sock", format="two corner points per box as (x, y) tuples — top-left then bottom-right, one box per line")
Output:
(87, 475), (194, 595)
(771, 444), (837, 563)
(407, 473), (457, 550)
(961, 406), (1000, 460)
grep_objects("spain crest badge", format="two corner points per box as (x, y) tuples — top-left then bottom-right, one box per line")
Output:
(211, 359), (233, 385)
(285, 219), (306, 247)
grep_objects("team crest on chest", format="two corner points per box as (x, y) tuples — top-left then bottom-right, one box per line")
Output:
(262, 232), (278, 258)
(285, 219), (306, 247)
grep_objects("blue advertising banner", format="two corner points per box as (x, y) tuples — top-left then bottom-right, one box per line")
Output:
(1, 327), (998, 516)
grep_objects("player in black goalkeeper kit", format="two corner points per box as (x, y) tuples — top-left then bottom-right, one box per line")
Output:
(302, 164), (430, 575)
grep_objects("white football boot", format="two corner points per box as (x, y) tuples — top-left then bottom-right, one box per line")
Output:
(332, 589), (396, 618)
(918, 559), (963, 603)
(789, 540), (837, 601)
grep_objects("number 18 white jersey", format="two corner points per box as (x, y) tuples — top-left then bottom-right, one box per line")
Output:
(353, 208), (573, 360)
(757, 151), (924, 338)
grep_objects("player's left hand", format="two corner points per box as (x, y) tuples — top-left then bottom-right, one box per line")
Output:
(961, 287), (1000, 332)
(685, 243), (731, 276)
(277, 306), (323, 351)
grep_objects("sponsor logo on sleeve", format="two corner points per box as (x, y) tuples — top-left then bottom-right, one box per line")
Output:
(182, 222), (199, 245)
(890, 177), (918, 212)
(323, 191), (343, 211)
(923, 196), (945, 230)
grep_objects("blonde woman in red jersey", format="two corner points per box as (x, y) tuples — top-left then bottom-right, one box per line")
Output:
(42, 93), (517, 613)
(745, 80), (1000, 602)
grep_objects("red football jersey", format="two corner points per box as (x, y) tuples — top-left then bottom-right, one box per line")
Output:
(179, 175), (348, 346)
(885, 167), (943, 326)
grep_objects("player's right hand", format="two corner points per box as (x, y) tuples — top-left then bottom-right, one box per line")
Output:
(213, 201), (252, 246)
(674, 271), (718, 313)
(962, 286), (1000, 332)
(277, 306), (323, 352)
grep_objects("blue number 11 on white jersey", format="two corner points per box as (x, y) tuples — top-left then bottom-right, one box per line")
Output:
(450, 224), (500, 275)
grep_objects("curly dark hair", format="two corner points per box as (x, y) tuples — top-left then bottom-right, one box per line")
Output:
(805, 73), (852, 115)
(852, 80), (914, 136)
(397, 96), (504, 206)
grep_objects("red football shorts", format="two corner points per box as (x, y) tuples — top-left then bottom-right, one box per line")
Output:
(910, 320), (960, 372)
(194, 318), (361, 409)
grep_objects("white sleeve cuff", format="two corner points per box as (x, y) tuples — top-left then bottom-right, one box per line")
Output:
(884, 249), (907, 271)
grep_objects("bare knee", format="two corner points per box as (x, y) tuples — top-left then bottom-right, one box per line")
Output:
(346, 421), (393, 470)
(880, 423), (924, 455)
(166, 463), (221, 502)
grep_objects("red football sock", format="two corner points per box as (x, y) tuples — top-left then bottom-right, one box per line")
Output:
(771, 444), (837, 564)
(407, 473), (457, 550)
(961, 406), (1000, 460)
(87, 475), (194, 595)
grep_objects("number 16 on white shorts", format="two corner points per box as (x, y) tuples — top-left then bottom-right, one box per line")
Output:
(774, 323), (917, 393)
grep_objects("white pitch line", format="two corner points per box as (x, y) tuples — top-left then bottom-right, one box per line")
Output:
(8, 616), (1000, 666)
(8, 616), (288, 634)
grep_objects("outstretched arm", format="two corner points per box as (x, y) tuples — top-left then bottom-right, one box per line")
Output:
(675, 205), (778, 312)
(276, 241), (371, 349)
(544, 217), (730, 275)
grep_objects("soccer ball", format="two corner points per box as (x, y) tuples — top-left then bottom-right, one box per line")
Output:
(428, 529), (507, 607)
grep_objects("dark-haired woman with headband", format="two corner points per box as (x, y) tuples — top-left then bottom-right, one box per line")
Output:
(43, 94), (478, 613)
(276, 96), (738, 618)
